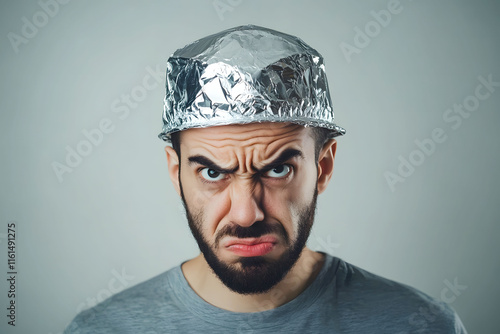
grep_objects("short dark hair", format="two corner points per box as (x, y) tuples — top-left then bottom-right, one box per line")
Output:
(310, 127), (333, 160)
(170, 126), (332, 161)
(170, 131), (182, 159)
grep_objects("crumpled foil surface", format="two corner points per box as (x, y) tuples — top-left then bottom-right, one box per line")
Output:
(158, 24), (346, 142)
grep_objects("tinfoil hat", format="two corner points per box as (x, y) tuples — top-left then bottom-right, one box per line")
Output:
(158, 24), (346, 142)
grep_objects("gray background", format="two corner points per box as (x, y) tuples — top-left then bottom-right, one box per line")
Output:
(1, 0), (499, 333)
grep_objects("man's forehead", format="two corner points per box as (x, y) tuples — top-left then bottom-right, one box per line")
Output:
(178, 122), (314, 165)
(179, 122), (312, 145)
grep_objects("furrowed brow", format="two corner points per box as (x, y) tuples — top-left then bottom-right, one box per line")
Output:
(187, 155), (238, 174)
(258, 148), (304, 173)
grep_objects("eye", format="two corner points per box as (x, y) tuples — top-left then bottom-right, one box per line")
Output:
(265, 165), (292, 178)
(200, 168), (226, 181)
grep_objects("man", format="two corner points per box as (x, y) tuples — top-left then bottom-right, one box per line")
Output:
(65, 25), (467, 333)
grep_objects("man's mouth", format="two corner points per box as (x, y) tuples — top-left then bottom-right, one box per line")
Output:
(223, 236), (277, 257)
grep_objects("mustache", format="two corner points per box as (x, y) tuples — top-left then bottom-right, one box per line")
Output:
(214, 221), (289, 246)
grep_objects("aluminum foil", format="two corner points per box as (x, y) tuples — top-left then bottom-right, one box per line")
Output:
(158, 24), (346, 142)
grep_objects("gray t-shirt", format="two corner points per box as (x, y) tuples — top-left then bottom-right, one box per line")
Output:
(64, 254), (467, 333)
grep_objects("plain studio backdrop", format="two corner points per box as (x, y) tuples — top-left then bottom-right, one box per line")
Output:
(0, 0), (499, 333)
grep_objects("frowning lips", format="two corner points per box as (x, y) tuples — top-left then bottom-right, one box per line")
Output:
(223, 236), (278, 257)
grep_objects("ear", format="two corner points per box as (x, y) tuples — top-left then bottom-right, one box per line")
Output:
(164, 146), (181, 196)
(317, 139), (337, 194)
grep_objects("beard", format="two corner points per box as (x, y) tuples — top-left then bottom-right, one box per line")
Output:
(180, 181), (318, 295)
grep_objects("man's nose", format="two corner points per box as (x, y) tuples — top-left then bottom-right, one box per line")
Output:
(227, 180), (265, 227)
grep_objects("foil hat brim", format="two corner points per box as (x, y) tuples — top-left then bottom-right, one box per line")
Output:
(158, 25), (346, 142)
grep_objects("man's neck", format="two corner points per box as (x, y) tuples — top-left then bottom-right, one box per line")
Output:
(181, 247), (325, 313)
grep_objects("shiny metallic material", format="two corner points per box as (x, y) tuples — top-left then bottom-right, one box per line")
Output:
(158, 24), (346, 142)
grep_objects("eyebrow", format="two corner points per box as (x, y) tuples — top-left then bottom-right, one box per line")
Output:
(258, 148), (304, 173)
(187, 155), (238, 174)
(187, 148), (304, 174)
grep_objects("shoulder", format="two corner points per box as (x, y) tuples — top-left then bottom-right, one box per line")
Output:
(325, 256), (467, 333)
(64, 266), (183, 334)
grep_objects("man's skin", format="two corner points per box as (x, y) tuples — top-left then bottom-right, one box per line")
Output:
(164, 122), (337, 313)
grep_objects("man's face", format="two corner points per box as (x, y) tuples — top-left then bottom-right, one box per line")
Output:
(168, 123), (333, 294)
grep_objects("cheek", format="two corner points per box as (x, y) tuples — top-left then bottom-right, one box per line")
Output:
(180, 172), (230, 237)
(284, 165), (317, 205)
(263, 173), (316, 237)
(203, 195), (231, 236)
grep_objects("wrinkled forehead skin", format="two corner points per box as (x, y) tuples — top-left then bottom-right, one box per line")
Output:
(178, 122), (316, 173)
